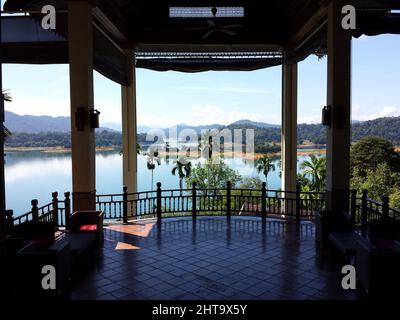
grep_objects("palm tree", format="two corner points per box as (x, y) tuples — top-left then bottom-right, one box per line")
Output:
(172, 159), (192, 191)
(199, 130), (214, 159)
(147, 151), (160, 191)
(165, 141), (170, 164)
(299, 154), (326, 192)
(2, 91), (11, 102)
(256, 156), (276, 189)
(118, 143), (141, 156)
(2, 91), (12, 139)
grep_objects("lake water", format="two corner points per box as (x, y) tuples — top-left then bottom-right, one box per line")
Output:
(4, 151), (315, 215)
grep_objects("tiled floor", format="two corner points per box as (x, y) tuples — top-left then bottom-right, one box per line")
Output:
(71, 216), (365, 300)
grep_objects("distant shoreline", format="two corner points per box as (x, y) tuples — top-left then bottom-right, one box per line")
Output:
(4, 146), (119, 153)
(4, 144), (326, 157)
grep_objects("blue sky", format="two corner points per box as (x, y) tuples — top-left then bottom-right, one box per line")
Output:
(2, 1), (399, 127)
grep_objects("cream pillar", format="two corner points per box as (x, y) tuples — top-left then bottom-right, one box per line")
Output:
(326, 0), (352, 212)
(121, 51), (138, 194)
(68, 0), (96, 211)
(281, 62), (298, 199)
(281, 64), (297, 191)
(0, 62), (5, 240)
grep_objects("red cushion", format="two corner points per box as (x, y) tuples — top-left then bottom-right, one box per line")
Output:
(79, 224), (97, 231)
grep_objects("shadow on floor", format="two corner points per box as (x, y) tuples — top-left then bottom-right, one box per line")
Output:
(71, 216), (366, 300)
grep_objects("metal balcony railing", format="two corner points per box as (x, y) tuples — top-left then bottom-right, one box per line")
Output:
(5, 183), (399, 232)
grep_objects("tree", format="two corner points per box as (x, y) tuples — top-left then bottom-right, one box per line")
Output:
(186, 159), (242, 192)
(351, 163), (400, 201)
(299, 154), (326, 192)
(350, 137), (400, 210)
(198, 130), (216, 159)
(2, 91), (12, 139)
(172, 159), (192, 191)
(389, 189), (400, 211)
(255, 156), (275, 189)
(297, 172), (311, 190)
(350, 136), (400, 177)
(147, 151), (160, 191)
(239, 176), (263, 190)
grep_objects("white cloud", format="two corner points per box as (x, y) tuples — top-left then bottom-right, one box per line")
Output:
(352, 104), (361, 112)
(5, 97), (70, 117)
(186, 104), (263, 126)
(353, 105), (400, 121)
(138, 104), (263, 128)
(299, 105), (400, 125)
(298, 115), (321, 124)
(99, 105), (125, 123)
(180, 86), (269, 95)
(137, 113), (180, 128)
(354, 35), (370, 41)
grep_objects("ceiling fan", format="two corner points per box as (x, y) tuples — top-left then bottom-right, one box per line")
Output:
(185, 7), (243, 39)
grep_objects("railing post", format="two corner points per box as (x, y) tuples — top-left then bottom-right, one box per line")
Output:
(192, 182), (197, 221)
(123, 186), (128, 223)
(226, 181), (231, 221)
(382, 196), (389, 220)
(64, 192), (71, 230)
(31, 199), (38, 222)
(350, 189), (357, 229)
(156, 182), (162, 222)
(361, 189), (368, 235)
(261, 182), (266, 223)
(5, 209), (14, 233)
(52, 192), (59, 227)
(296, 183), (301, 224)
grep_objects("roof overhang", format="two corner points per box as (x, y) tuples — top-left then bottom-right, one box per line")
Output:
(1, 0), (400, 83)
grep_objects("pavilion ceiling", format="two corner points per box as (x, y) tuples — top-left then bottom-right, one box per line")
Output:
(2, 0), (400, 79)
(4, 0), (399, 48)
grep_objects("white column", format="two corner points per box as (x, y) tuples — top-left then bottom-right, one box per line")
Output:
(68, 0), (96, 211)
(281, 62), (298, 194)
(121, 50), (137, 194)
(326, 0), (352, 212)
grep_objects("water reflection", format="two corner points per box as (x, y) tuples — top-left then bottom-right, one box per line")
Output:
(5, 150), (308, 216)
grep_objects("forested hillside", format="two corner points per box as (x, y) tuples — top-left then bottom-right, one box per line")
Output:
(6, 131), (149, 148)
(226, 116), (400, 145)
(5, 116), (400, 149)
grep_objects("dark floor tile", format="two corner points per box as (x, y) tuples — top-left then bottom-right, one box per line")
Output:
(71, 217), (366, 301)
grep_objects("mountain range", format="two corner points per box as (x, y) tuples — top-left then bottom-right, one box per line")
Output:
(4, 111), (400, 145)
(4, 112), (280, 134)
(4, 111), (115, 133)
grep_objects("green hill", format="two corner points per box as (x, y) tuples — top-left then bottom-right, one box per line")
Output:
(226, 116), (400, 146)
(5, 116), (400, 149)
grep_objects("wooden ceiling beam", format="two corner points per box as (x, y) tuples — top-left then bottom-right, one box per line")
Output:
(93, 0), (130, 43)
(133, 43), (282, 53)
(289, 4), (328, 45)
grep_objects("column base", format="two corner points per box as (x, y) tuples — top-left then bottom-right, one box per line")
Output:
(72, 190), (96, 212)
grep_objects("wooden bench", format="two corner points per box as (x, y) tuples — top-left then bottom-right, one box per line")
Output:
(53, 233), (96, 257)
(329, 232), (361, 264)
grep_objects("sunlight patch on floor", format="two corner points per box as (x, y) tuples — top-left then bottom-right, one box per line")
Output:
(105, 222), (156, 237)
(115, 242), (141, 250)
